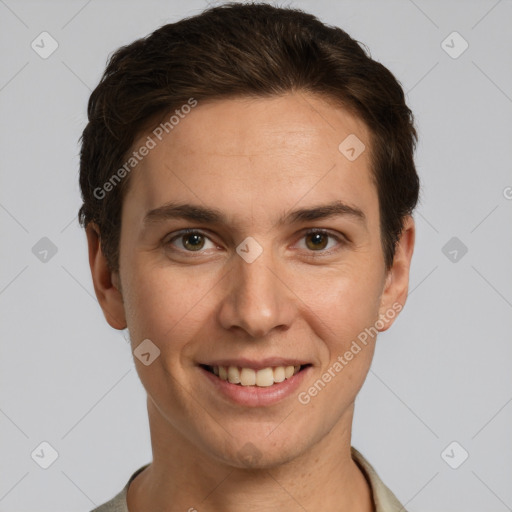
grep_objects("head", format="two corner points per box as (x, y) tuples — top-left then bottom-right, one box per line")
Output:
(81, 3), (419, 468)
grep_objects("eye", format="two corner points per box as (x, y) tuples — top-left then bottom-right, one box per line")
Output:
(296, 229), (345, 255)
(165, 229), (217, 252)
(164, 228), (345, 257)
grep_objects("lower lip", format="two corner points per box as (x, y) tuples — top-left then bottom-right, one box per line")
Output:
(199, 365), (312, 407)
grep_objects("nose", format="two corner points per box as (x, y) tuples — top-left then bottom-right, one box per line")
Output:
(217, 244), (297, 339)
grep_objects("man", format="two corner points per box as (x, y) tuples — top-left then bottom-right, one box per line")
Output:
(80, 3), (419, 511)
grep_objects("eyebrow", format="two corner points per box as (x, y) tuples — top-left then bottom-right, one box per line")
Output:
(143, 200), (367, 228)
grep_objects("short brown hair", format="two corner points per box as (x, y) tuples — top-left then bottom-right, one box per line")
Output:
(79, 2), (419, 271)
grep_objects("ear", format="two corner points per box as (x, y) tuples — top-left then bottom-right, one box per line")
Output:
(86, 223), (127, 330)
(377, 215), (415, 332)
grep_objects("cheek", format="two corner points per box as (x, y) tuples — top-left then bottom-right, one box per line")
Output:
(290, 273), (381, 420)
(302, 264), (383, 337)
(122, 263), (219, 345)
(293, 265), (383, 399)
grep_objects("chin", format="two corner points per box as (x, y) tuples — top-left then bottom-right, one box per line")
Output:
(210, 429), (309, 470)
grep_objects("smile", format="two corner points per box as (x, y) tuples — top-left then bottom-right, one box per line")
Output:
(198, 363), (313, 407)
(201, 364), (311, 387)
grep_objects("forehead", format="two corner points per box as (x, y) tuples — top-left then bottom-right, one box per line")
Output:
(125, 93), (378, 230)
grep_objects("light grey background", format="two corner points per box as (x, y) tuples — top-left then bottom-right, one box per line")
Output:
(1, 0), (511, 511)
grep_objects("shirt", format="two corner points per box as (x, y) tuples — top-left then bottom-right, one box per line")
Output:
(90, 446), (407, 511)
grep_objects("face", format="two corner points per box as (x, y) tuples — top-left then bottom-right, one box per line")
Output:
(88, 92), (414, 469)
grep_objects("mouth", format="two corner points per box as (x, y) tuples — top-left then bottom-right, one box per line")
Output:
(199, 363), (313, 387)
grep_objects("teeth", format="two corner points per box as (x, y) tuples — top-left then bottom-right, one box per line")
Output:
(218, 366), (228, 381)
(210, 364), (303, 387)
(273, 366), (285, 383)
(227, 366), (240, 384)
(240, 367), (256, 386)
(256, 367), (274, 387)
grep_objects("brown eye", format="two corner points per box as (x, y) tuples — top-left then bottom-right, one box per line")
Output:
(305, 231), (329, 251)
(181, 233), (205, 251)
(165, 229), (216, 253)
(297, 229), (345, 257)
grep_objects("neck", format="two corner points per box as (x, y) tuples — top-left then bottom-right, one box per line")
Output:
(127, 398), (374, 512)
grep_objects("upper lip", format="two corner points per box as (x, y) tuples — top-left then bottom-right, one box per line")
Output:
(199, 358), (311, 371)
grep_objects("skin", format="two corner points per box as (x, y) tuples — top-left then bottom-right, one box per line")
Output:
(87, 92), (415, 511)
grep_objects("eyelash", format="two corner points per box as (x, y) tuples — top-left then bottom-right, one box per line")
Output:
(164, 228), (346, 258)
